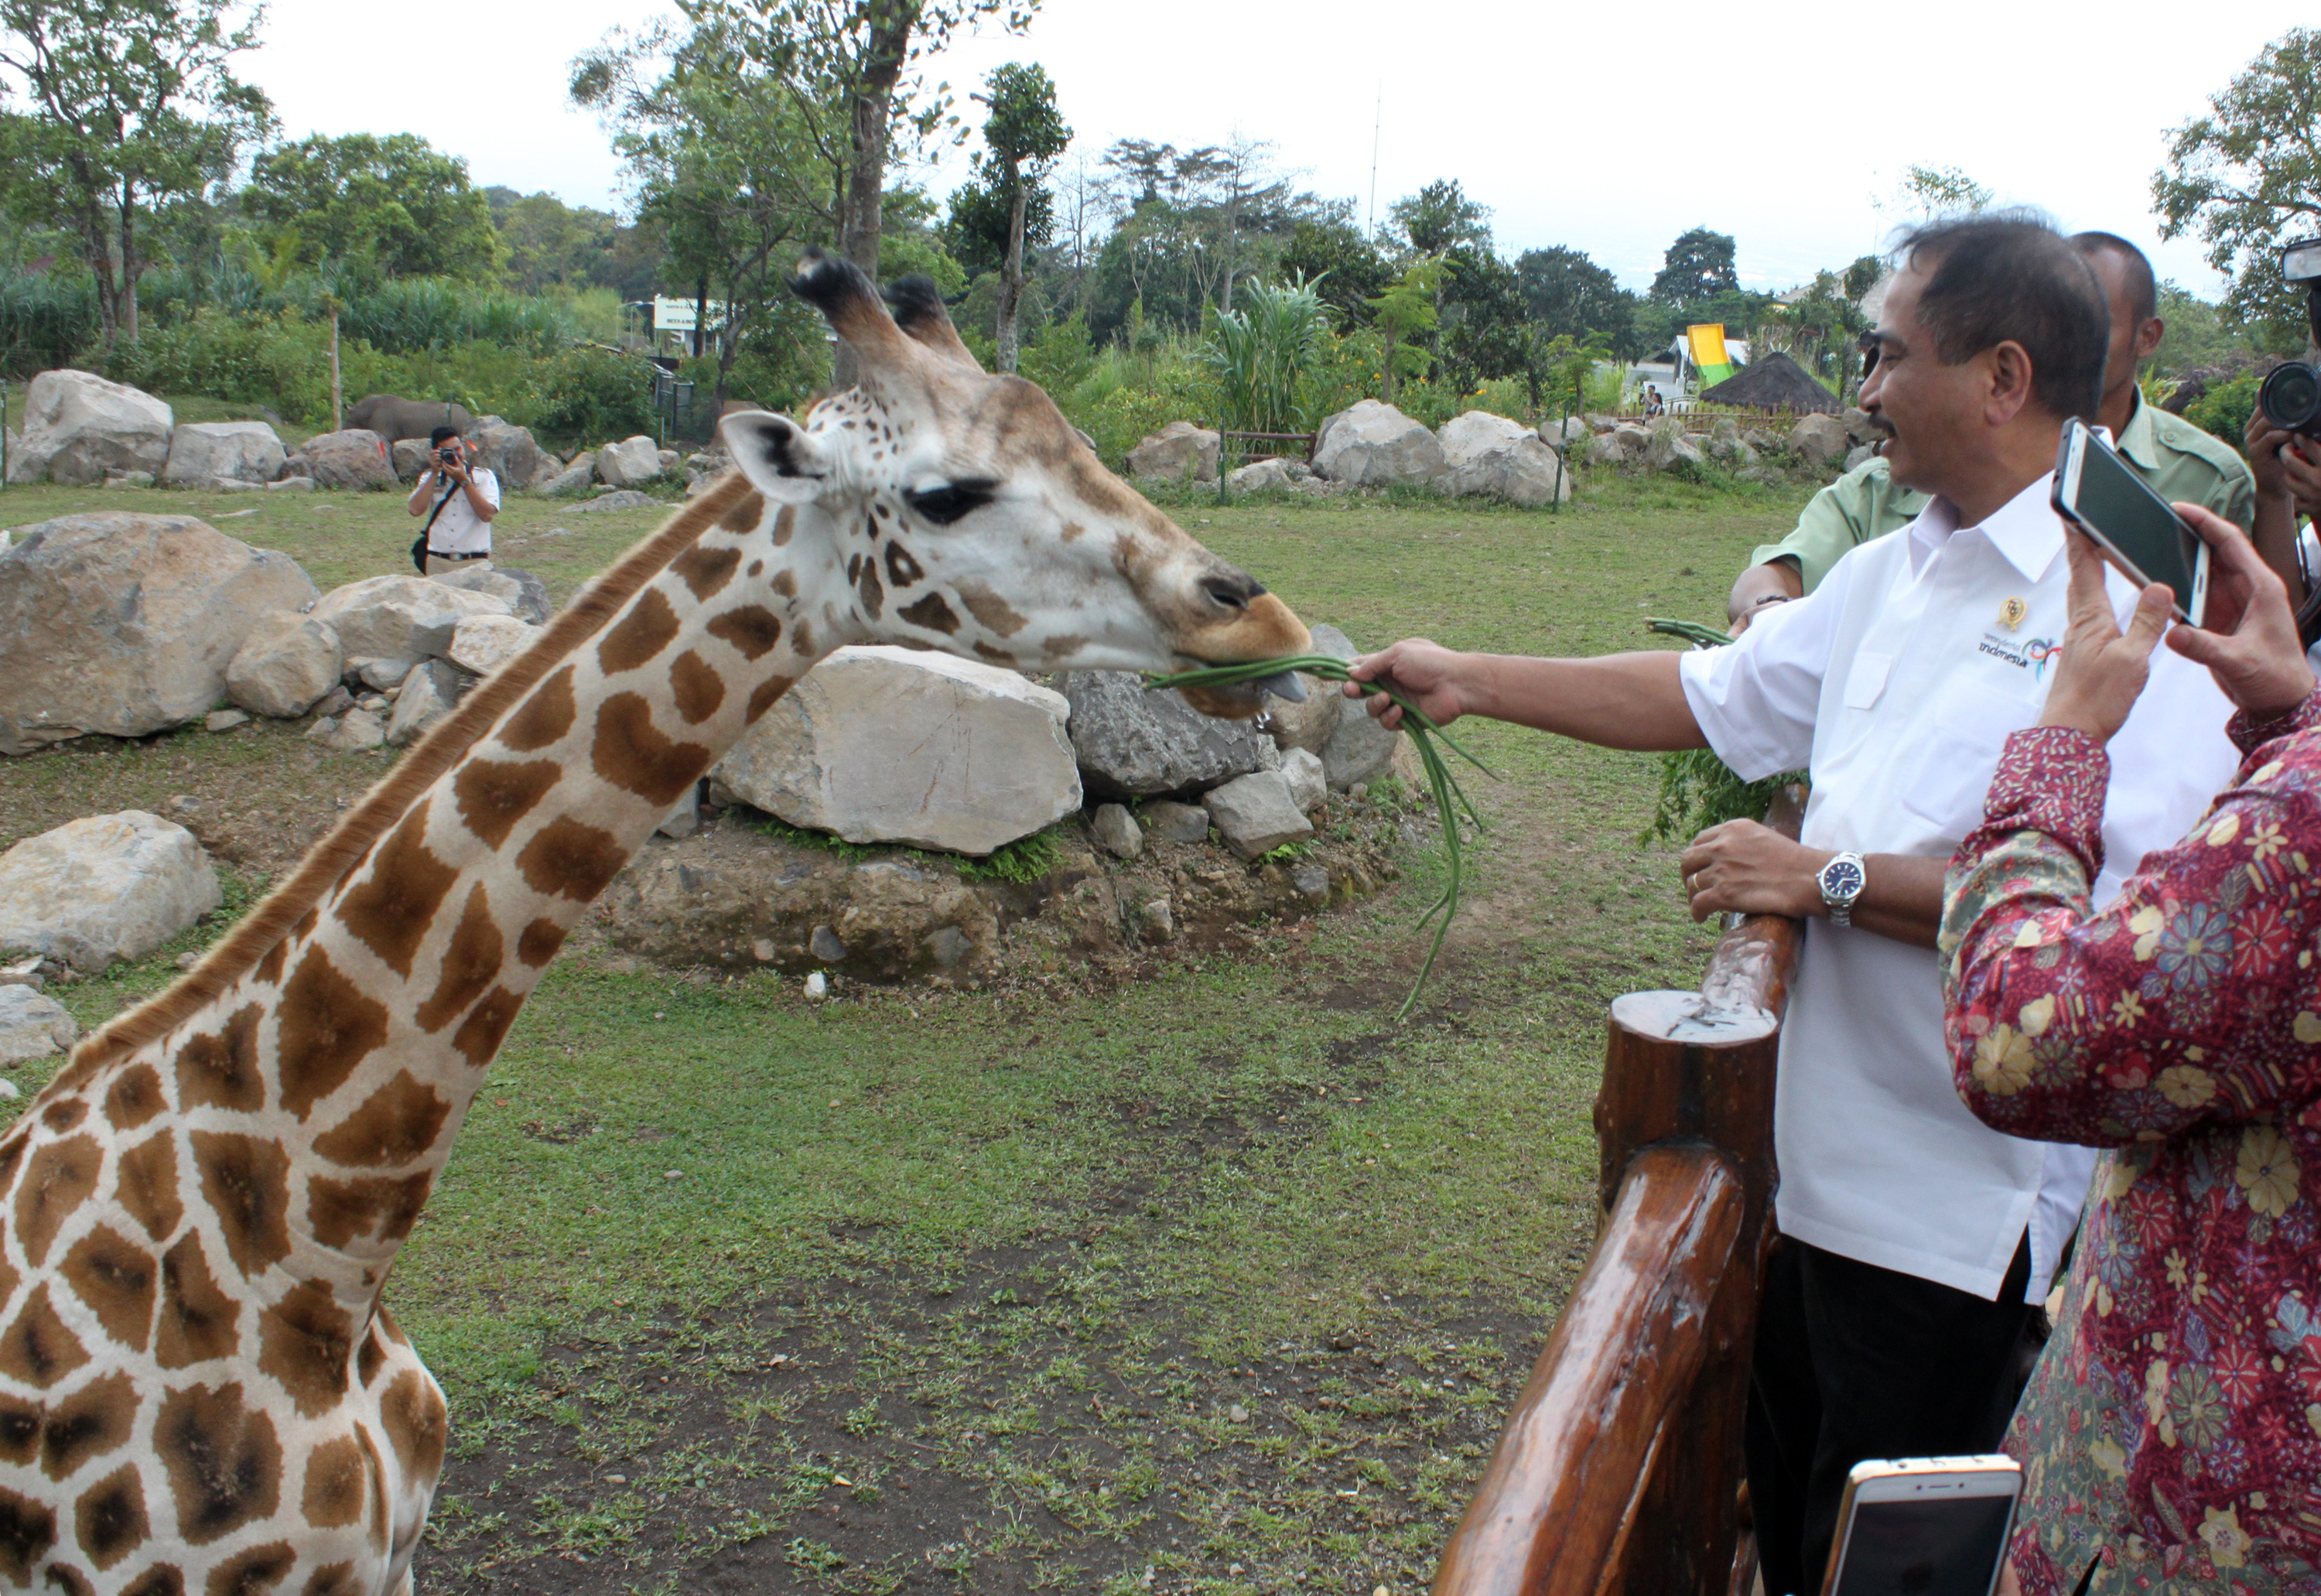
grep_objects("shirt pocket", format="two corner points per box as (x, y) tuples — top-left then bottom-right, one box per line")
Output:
(1842, 653), (1895, 710)
(1897, 681), (2042, 840)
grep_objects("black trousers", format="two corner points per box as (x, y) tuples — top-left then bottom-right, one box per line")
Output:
(1745, 1233), (2032, 1596)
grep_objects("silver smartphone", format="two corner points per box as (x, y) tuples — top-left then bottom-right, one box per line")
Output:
(1820, 1455), (2022, 1596)
(2053, 419), (2210, 626)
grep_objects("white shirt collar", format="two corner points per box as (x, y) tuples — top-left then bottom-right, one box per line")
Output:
(1904, 470), (2068, 585)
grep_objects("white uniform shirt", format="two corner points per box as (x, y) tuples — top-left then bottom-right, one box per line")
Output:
(1678, 473), (2241, 1302)
(417, 467), (500, 555)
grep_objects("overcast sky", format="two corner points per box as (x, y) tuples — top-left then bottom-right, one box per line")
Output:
(241, 0), (2312, 298)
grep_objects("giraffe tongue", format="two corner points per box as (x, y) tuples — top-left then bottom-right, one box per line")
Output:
(1250, 669), (1306, 703)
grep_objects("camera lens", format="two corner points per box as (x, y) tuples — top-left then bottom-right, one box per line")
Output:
(2261, 361), (2321, 434)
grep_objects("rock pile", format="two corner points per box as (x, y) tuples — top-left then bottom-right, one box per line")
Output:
(7, 370), (173, 487)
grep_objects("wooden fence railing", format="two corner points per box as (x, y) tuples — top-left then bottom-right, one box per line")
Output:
(1432, 794), (1803, 1596)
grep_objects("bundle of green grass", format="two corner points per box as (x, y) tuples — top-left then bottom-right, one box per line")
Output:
(1143, 657), (1495, 1020)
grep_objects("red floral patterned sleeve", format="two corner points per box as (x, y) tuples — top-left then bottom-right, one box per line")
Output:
(1939, 695), (2321, 1145)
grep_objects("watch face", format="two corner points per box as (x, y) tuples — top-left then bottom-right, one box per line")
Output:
(1821, 858), (1865, 899)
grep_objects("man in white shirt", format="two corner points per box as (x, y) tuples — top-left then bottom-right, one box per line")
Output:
(405, 425), (499, 575)
(1345, 217), (2243, 1594)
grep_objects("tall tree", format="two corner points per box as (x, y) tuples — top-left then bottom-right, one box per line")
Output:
(1514, 244), (1622, 340)
(1891, 163), (1992, 217)
(972, 61), (1068, 372)
(1280, 215), (1390, 327)
(2153, 27), (2321, 347)
(1390, 179), (1491, 255)
(0, 0), (272, 347)
(1650, 227), (1738, 303)
(242, 132), (505, 282)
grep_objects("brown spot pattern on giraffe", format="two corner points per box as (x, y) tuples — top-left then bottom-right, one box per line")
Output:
(73, 1463), (147, 1570)
(155, 1234), (239, 1370)
(155, 1382), (280, 1545)
(884, 543), (925, 586)
(121, 1565), (185, 1596)
(954, 579), (1031, 637)
(0, 1484), (56, 1581)
(115, 1134), (182, 1244)
(252, 937), (289, 988)
(450, 986), (524, 1068)
(190, 1133), (292, 1278)
(306, 1172), (430, 1251)
(415, 887), (502, 1034)
(668, 651), (725, 725)
(706, 605), (783, 661)
(0, 1396), (35, 1463)
(516, 918), (564, 969)
(671, 543), (741, 600)
(206, 1540), (294, 1596)
(176, 1006), (265, 1113)
(897, 593), (960, 634)
(102, 1065), (165, 1133)
(452, 759), (560, 849)
(378, 1369), (446, 1482)
(299, 1435), (368, 1528)
(40, 1370), (137, 1480)
(972, 642), (1018, 667)
(514, 817), (625, 902)
(59, 1227), (155, 1352)
(274, 952), (390, 1123)
(857, 560), (884, 620)
(720, 493), (767, 533)
(746, 675), (795, 723)
(596, 588), (682, 675)
(771, 568), (797, 597)
(313, 1073), (450, 1169)
(16, 1134), (102, 1266)
(336, 805), (458, 979)
(43, 1099), (86, 1134)
(590, 695), (713, 807)
(0, 1286), (91, 1389)
(498, 665), (577, 753)
(256, 1282), (354, 1419)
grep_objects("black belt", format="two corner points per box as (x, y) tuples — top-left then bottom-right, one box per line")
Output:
(426, 549), (489, 562)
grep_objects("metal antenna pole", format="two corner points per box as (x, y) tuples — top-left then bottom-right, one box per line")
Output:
(1367, 84), (1382, 238)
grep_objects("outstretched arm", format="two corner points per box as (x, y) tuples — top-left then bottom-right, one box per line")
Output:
(1342, 641), (1707, 751)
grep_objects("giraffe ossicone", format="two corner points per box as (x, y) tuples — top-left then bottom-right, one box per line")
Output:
(0, 249), (1309, 1594)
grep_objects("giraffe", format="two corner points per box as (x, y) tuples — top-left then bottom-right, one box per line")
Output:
(0, 250), (1311, 1595)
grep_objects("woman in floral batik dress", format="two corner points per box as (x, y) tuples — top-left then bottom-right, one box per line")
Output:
(1941, 505), (2321, 1596)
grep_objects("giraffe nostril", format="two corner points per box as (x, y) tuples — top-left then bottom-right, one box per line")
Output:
(1202, 572), (1264, 610)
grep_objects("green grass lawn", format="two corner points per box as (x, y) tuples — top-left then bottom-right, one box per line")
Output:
(0, 470), (1812, 1594)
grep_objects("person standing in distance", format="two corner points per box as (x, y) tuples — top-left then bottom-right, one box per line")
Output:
(1344, 215), (2245, 1596)
(405, 425), (499, 576)
(1725, 232), (2278, 634)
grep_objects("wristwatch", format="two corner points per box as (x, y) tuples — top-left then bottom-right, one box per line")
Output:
(1817, 852), (1867, 927)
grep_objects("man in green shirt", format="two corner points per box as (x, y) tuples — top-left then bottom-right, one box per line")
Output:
(1725, 232), (2289, 632)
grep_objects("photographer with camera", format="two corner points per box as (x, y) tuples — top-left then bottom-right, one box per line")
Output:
(405, 425), (499, 576)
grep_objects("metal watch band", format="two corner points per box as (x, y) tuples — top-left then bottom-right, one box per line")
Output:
(1821, 851), (1866, 928)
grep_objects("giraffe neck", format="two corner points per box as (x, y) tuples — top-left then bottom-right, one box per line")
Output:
(94, 488), (849, 1314)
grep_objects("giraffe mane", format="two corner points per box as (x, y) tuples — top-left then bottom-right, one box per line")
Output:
(70, 470), (766, 1073)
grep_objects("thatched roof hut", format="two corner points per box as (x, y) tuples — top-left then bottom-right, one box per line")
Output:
(1697, 350), (1841, 415)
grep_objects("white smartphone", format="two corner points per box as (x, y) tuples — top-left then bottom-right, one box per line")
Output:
(1820, 1455), (2022, 1596)
(2053, 419), (2210, 626)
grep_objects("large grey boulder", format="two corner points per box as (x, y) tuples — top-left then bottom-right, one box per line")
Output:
(224, 611), (344, 719)
(444, 613), (540, 678)
(162, 421), (286, 488)
(0, 513), (320, 754)
(1438, 411), (1533, 470)
(470, 415), (556, 491)
(714, 646), (1081, 855)
(1280, 747), (1328, 813)
(433, 564), (550, 624)
(1311, 625), (1408, 791)
(596, 435), (665, 487)
(1313, 400), (1445, 487)
(1789, 413), (1851, 471)
(301, 429), (396, 490)
(1061, 670), (1281, 798)
(1646, 421), (1706, 473)
(385, 662), (462, 747)
(391, 439), (430, 482)
(1225, 457), (1294, 493)
(0, 812), (220, 973)
(309, 573), (513, 662)
(1440, 435), (1571, 506)
(538, 463), (596, 497)
(9, 370), (174, 487)
(0, 986), (77, 1065)
(573, 490), (655, 513)
(1126, 422), (1220, 484)
(1202, 771), (1314, 860)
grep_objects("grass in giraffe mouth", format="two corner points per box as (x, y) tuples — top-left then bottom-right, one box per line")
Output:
(1146, 655), (1497, 1020)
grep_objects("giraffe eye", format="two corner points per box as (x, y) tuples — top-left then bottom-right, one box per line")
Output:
(902, 480), (999, 526)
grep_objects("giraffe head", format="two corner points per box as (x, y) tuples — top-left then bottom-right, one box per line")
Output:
(717, 250), (1309, 714)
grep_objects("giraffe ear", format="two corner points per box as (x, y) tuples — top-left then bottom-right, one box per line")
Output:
(721, 411), (834, 501)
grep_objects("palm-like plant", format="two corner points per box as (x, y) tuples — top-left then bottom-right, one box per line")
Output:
(1205, 272), (1333, 435)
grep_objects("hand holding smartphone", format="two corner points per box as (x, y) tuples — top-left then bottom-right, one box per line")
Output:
(2053, 419), (2210, 626)
(1820, 1455), (2022, 1596)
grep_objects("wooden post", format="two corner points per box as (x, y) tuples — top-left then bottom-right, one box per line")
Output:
(329, 308), (343, 432)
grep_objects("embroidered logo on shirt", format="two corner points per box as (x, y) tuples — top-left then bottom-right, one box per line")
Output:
(1978, 631), (2060, 678)
(1998, 596), (2028, 631)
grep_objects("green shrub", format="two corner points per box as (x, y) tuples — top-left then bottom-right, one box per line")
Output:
(521, 344), (657, 449)
(0, 270), (99, 374)
(2185, 371), (2261, 456)
(110, 309), (337, 421)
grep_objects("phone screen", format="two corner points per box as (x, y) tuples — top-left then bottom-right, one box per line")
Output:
(1828, 1492), (2015, 1596)
(2065, 429), (2203, 616)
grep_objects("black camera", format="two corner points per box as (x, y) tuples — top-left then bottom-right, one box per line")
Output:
(434, 445), (463, 470)
(2256, 235), (2321, 440)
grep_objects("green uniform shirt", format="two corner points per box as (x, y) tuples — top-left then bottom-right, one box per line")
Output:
(1748, 392), (2258, 593)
